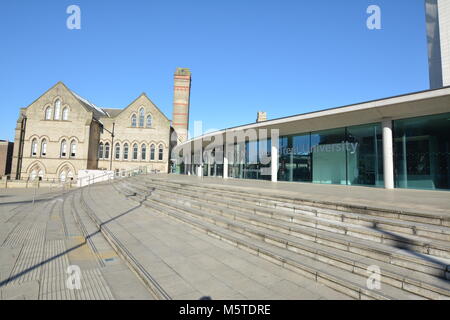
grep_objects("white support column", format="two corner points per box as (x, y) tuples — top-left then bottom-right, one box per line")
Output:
(223, 155), (229, 179)
(271, 139), (278, 183)
(382, 119), (394, 189)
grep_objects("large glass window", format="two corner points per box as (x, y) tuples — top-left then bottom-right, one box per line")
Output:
(311, 128), (347, 185)
(279, 134), (311, 183)
(227, 139), (271, 181)
(177, 122), (384, 188)
(228, 143), (245, 179)
(394, 112), (450, 190)
(202, 147), (224, 178)
(277, 124), (383, 187)
(346, 123), (383, 187)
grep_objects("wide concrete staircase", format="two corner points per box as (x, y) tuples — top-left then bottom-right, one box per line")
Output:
(112, 175), (450, 300)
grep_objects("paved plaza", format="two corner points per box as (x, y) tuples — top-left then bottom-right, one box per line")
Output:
(0, 182), (348, 300)
(1, 174), (450, 300)
(0, 187), (152, 300)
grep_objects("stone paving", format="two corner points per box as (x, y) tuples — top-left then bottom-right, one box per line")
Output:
(80, 183), (349, 300)
(0, 184), (351, 300)
(0, 187), (153, 300)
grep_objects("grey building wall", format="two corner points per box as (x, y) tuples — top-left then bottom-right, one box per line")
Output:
(426, 0), (450, 89)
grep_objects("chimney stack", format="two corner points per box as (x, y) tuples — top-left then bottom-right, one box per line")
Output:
(172, 68), (191, 143)
(256, 111), (267, 123)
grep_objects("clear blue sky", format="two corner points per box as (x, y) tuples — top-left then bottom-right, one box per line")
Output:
(0, 0), (429, 141)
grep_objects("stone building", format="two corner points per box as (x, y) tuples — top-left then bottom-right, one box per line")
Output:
(11, 68), (191, 182)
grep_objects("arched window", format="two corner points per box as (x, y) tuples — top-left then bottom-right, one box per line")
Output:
(158, 144), (164, 161)
(104, 143), (110, 159)
(115, 143), (121, 160)
(62, 107), (69, 121)
(31, 168), (44, 181)
(141, 144), (147, 161)
(31, 139), (38, 157)
(54, 99), (61, 120)
(139, 108), (145, 127)
(132, 143), (138, 160)
(45, 107), (52, 120)
(60, 171), (67, 182)
(60, 140), (67, 157)
(150, 144), (155, 160)
(131, 114), (137, 127)
(98, 142), (104, 159)
(70, 140), (77, 157)
(146, 115), (152, 128)
(123, 143), (129, 160)
(41, 139), (47, 157)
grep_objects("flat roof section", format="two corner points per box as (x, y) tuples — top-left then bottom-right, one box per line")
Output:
(182, 86), (450, 146)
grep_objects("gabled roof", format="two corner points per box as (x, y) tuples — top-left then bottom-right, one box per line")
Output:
(69, 88), (108, 118)
(101, 108), (122, 118)
(106, 92), (170, 122)
(25, 82), (171, 122)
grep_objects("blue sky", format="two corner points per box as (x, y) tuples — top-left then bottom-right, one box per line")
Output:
(0, 0), (429, 141)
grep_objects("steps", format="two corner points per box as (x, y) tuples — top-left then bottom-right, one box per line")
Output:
(139, 180), (450, 276)
(141, 177), (450, 228)
(111, 176), (450, 300)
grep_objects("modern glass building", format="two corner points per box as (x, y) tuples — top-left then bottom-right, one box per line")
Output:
(393, 112), (450, 190)
(173, 88), (450, 191)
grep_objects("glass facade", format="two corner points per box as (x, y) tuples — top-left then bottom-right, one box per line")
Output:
(228, 139), (271, 180)
(279, 123), (383, 187)
(394, 112), (450, 190)
(176, 113), (450, 191)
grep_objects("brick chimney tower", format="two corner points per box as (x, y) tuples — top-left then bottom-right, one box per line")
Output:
(172, 68), (192, 143)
